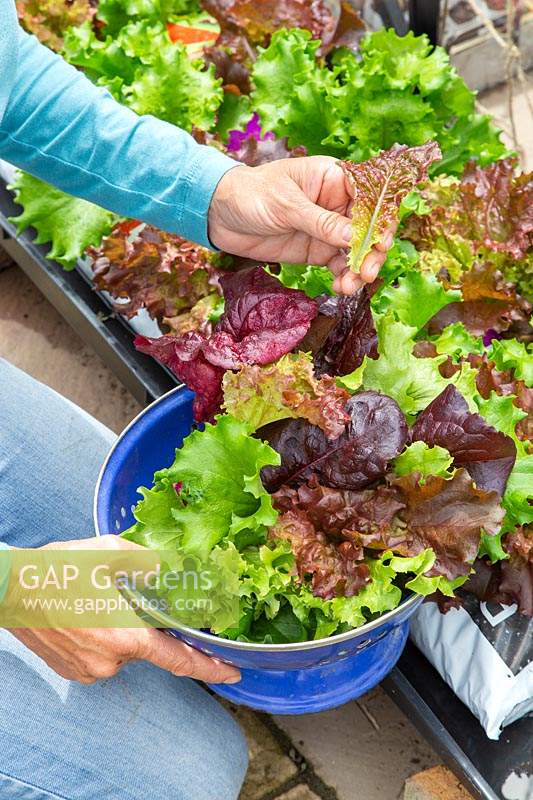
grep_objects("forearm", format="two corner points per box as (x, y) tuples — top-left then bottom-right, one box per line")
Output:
(0, 29), (237, 246)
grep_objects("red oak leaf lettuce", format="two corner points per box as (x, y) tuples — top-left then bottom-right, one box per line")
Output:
(410, 384), (516, 495)
(342, 141), (441, 273)
(273, 476), (406, 551)
(269, 509), (370, 599)
(427, 262), (531, 337)
(391, 469), (504, 580)
(261, 390), (408, 492)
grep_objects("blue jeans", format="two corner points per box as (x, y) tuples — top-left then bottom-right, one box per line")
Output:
(0, 359), (248, 800)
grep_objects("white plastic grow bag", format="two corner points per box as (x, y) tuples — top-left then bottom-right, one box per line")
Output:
(410, 596), (533, 740)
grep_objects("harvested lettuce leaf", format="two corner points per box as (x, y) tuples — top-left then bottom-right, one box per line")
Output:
(222, 352), (350, 438)
(394, 441), (454, 481)
(125, 414), (279, 559)
(342, 142), (441, 274)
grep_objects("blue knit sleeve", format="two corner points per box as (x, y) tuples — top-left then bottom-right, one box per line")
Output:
(0, 27), (238, 247)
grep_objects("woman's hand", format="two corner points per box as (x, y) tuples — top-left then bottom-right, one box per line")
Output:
(208, 155), (395, 295)
(9, 536), (240, 686)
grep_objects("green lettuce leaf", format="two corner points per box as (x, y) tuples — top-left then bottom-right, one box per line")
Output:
(250, 28), (338, 155)
(352, 312), (478, 416)
(125, 414), (280, 559)
(502, 454), (533, 530)
(342, 142), (441, 273)
(271, 263), (334, 298)
(361, 313), (449, 417)
(388, 550), (468, 597)
(373, 270), (460, 331)
(372, 239), (419, 294)
(431, 322), (483, 361)
(122, 27), (223, 130)
(64, 19), (223, 131)
(488, 340), (533, 387)
(96, 0), (201, 35)
(9, 172), (117, 269)
(394, 441), (454, 481)
(477, 392), (528, 452)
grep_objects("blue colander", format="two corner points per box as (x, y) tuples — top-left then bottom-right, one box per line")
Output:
(94, 386), (422, 714)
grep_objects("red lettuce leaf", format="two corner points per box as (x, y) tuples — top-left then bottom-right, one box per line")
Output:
(462, 527), (533, 616)
(427, 262), (531, 337)
(135, 331), (225, 421)
(471, 352), (533, 442)
(205, 267), (318, 368)
(273, 476), (406, 551)
(202, 0), (339, 47)
(410, 384), (516, 495)
(222, 353), (350, 438)
(269, 509), (370, 599)
(135, 267), (317, 421)
(403, 157), (533, 268)
(261, 390), (408, 492)
(391, 469), (504, 581)
(301, 288), (378, 376)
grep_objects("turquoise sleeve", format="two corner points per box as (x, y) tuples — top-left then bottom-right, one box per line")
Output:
(0, 28), (239, 247)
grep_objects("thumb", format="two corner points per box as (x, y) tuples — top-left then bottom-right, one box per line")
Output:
(292, 195), (352, 250)
(141, 629), (241, 684)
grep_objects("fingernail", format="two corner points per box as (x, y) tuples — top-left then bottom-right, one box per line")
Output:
(382, 232), (394, 249)
(342, 224), (352, 245)
(222, 674), (241, 684)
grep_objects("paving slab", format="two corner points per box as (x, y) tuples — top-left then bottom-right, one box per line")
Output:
(274, 687), (438, 800)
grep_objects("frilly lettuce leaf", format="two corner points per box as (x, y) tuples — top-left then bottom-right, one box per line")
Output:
(431, 322), (483, 361)
(64, 19), (223, 131)
(222, 352), (350, 438)
(8, 172), (117, 269)
(488, 339), (533, 387)
(342, 142), (441, 273)
(17, 0), (95, 51)
(372, 270), (460, 331)
(124, 414), (279, 559)
(271, 263), (334, 298)
(96, 0), (201, 35)
(361, 312), (449, 417)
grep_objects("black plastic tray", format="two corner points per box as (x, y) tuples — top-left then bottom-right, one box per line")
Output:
(1, 180), (531, 800)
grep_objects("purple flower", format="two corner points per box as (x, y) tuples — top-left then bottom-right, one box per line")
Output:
(227, 112), (275, 151)
(483, 329), (503, 347)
